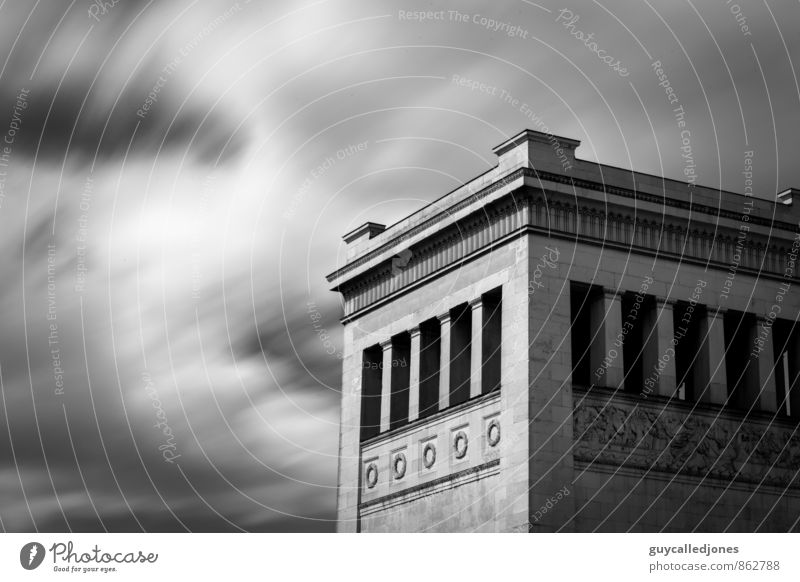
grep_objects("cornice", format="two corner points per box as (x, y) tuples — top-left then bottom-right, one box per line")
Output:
(328, 167), (799, 286)
(334, 190), (798, 318)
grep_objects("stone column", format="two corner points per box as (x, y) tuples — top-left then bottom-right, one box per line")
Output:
(469, 297), (484, 399)
(756, 316), (778, 412)
(653, 298), (677, 397)
(438, 313), (451, 411)
(593, 290), (624, 389)
(336, 326), (360, 532)
(379, 339), (392, 433)
(527, 239), (574, 532)
(408, 326), (421, 421)
(702, 309), (728, 405)
(498, 241), (532, 532)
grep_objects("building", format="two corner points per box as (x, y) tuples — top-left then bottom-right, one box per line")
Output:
(326, 129), (800, 532)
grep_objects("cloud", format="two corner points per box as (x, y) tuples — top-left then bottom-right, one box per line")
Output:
(0, 134), (341, 531)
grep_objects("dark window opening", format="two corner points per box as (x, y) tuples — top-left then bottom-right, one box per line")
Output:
(449, 303), (472, 406)
(774, 319), (791, 415)
(621, 293), (656, 393)
(418, 319), (441, 419)
(773, 319), (800, 417)
(360, 345), (382, 441)
(389, 332), (411, 430)
(570, 282), (603, 386)
(482, 287), (503, 394)
(673, 301), (706, 401)
(789, 327), (800, 417)
(723, 310), (759, 410)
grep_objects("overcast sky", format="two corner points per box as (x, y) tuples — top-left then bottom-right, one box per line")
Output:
(0, 0), (797, 532)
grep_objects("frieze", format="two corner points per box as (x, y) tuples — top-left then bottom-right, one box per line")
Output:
(573, 395), (800, 488)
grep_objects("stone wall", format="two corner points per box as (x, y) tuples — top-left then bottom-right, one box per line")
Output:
(337, 236), (531, 532)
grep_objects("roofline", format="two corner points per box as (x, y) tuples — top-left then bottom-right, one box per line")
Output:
(365, 135), (778, 244)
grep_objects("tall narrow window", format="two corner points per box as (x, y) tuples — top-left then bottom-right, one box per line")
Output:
(673, 301), (706, 401)
(360, 345), (382, 441)
(482, 287), (503, 394)
(787, 325), (800, 417)
(772, 319), (800, 417)
(570, 281), (603, 386)
(389, 332), (411, 430)
(723, 310), (759, 409)
(621, 292), (656, 393)
(418, 319), (441, 418)
(449, 303), (472, 406)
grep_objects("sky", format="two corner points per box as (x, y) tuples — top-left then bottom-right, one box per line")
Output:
(0, 0), (797, 532)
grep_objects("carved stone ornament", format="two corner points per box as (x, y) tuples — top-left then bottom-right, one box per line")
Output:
(574, 398), (800, 488)
(453, 431), (469, 459)
(365, 462), (378, 489)
(423, 442), (436, 469)
(487, 419), (501, 447)
(393, 453), (407, 479)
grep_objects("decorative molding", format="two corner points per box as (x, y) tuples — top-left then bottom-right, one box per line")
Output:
(573, 459), (800, 497)
(328, 169), (527, 282)
(487, 420), (501, 447)
(328, 167), (799, 284)
(365, 463), (378, 489)
(423, 443), (436, 469)
(359, 459), (500, 515)
(336, 190), (798, 316)
(573, 391), (800, 489)
(358, 391), (502, 514)
(453, 431), (469, 459)
(532, 168), (793, 231)
(393, 453), (407, 480)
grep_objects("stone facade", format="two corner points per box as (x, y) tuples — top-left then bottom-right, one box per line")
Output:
(327, 129), (800, 532)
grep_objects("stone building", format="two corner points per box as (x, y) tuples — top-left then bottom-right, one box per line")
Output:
(326, 129), (800, 532)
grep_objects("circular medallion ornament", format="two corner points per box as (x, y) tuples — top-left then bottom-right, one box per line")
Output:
(365, 463), (378, 489)
(393, 453), (407, 479)
(487, 420), (501, 447)
(453, 431), (469, 459)
(423, 442), (436, 469)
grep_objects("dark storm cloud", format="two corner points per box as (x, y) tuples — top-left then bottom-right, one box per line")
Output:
(0, 1), (248, 165)
(0, 79), (246, 164)
(2, 0), (324, 533)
